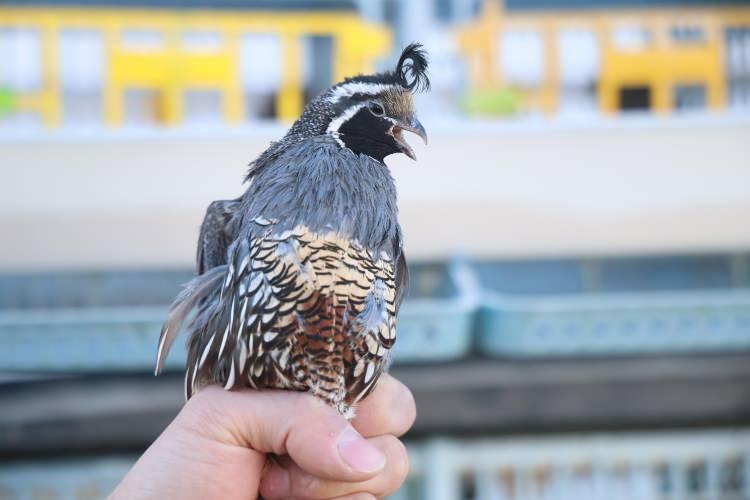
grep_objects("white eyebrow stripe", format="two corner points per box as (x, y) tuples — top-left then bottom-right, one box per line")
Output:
(326, 102), (368, 135)
(327, 82), (395, 103)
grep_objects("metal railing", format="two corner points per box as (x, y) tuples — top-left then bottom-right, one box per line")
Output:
(0, 430), (747, 499)
(397, 431), (750, 500)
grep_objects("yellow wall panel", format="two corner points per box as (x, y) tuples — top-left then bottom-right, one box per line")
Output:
(0, 7), (390, 127)
(457, 3), (750, 115)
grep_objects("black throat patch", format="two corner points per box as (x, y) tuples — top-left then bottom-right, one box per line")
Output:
(337, 107), (399, 163)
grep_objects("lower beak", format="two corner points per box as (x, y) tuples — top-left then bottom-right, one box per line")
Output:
(390, 119), (428, 161)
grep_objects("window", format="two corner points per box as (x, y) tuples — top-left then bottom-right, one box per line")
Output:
(121, 30), (163, 52)
(383, 0), (400, 27)
(434, 0), (452, 23)
(470, 0), (482, 17)
(182, 31), (222, 53)
(498, 30), (544, 87)
(674, 84), (706, 111)
(560, 85), (597, 115)
(60, 29), (103, 124)
(0, 28), (41, 91)
(184, 90), (222, 124)
(612, 26), (651, 51)
(670, 25), (705, 44)
(559, 29), (599, 87)
(447, 0), (483, 22)
(123, 88), (159, 125)
(60, 29), (103, 92)
(62, 93), (102, 125)
(725, 27), (749, 77)
(240, 34), (281, 119)
(559, 29), (599, 114)
(725, 27), (750, 110)
(302, 35), (333, 104)
(240, 34), (281, 93)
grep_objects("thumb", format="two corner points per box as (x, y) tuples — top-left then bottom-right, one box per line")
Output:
(178, 386), (386, 482)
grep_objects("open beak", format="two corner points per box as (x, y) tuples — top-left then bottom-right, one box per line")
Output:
(390, 118), (428, 161)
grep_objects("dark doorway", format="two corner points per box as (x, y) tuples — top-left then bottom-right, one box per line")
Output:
(619, 86), (651, 111)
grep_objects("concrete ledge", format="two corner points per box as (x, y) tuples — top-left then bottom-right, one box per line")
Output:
(1, 116), (749, 270)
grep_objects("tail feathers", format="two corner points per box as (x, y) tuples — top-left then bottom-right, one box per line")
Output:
(155, 265), (227, 375)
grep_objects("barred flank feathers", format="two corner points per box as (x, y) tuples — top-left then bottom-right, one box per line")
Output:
(154, 265), (227, 375)
(178, 227), (397, 415)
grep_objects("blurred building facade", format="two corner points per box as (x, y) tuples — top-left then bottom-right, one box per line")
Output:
(0, 0), (389, 127)
(456, 0), (750, 116)
(3, 0), (750, 127)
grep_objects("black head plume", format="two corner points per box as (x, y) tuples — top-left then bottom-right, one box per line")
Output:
(246, 43), (429, 175)
(328, 42), (430, 95)
(395, 43), (430, 92)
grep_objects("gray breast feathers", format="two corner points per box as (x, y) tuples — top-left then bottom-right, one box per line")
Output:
(241, 136), (400, 254)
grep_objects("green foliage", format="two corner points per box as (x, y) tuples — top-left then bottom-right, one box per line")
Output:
(461, 88), (522, 117)
(0, 87), (14, 116)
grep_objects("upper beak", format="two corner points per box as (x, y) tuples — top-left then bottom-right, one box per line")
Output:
(390, 118), (428, 161)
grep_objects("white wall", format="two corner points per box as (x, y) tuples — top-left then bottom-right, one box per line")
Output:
(1, 116), (749, 271)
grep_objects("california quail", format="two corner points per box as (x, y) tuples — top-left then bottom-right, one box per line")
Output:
(155, 43), (429, 418)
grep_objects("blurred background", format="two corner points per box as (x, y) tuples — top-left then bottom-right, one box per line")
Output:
(1, 0), (750, 498)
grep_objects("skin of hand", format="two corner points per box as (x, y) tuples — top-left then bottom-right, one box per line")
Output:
(109, 374), (416, 500)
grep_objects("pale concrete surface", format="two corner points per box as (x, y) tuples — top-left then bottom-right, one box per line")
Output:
(1, 116), (749, 271)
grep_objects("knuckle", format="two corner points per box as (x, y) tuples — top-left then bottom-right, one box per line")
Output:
(357, 377), (417, 437)
(380, 438), (409, 497)
(390, 439), (410, 484)
(291, 470), (323, 498)
(388, 380), (416, 436)
(399, 386), (417, 430)
(372, 437), (409, 497)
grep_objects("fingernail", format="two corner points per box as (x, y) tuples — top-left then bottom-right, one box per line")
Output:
(261, 465), (290, 496)
(336, 426), (386, 473)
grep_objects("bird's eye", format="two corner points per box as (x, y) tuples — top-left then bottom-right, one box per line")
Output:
(368, 102), (385, 117)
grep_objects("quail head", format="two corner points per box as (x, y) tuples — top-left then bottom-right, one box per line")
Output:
(155, 43), (429, 418)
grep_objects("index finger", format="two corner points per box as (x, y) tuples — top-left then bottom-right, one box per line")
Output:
(351, 374), (416, 438)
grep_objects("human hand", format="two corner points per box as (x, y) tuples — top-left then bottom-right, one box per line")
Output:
(109, 374), (416, 500)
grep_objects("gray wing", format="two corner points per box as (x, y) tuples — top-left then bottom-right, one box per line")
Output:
(197, 199), (242, 274)
(393, 224), (409, 313)
(155, 198), (240, 374)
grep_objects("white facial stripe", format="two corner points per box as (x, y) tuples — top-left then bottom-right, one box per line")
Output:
(326, 102), (368, 136)
(327, 82), (395, 103)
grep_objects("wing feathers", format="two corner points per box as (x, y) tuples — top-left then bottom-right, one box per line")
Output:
(155, 265), (227, 375)
(197, 199), (241, 274)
